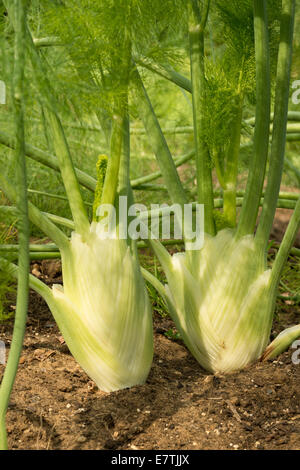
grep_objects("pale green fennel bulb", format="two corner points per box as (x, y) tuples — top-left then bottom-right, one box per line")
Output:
(158, 230), (276, 373)
(41, 223), (153, 392)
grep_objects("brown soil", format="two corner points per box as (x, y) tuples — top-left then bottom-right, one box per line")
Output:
(0, 217), (300, 450)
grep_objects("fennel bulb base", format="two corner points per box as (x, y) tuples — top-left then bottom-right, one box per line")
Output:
(164, 230), (276, 374)
(42, 227), (153, 393)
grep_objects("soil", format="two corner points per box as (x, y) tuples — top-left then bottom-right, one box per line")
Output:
(0, 224), (300, 450)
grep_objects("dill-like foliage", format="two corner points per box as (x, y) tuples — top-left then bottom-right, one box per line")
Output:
(29, 0), (187, 119)
(202, 0), (281, 172)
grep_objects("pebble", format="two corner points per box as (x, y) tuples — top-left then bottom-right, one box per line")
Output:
(203, 375), (213, 384)
(73, 408), (85, 414)
(231, 397), (240, 406)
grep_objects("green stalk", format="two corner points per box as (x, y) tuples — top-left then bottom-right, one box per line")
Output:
(262, 324), (300, 361)
(3, 251), (61, 261)
(286, 133), (300, 141)
(141, 267), (166, 300)
(116, 110), (135, 245)
(0, 130), (97, 192)
(255, 0), (296, 252)
(131, 150), (195, 187)
(0, 244), (58, 252)
(30, 205), (69, 249)
(0, 0), (29, 450)
(132, 68), (187, 207)
(130, 126), (194, 135)
(223, 98), (244, 227)
(134, 56), (192, 93)
(101, 21), (132, 207)
(188, 0), (215, 235)
(33, 36), (62, 47)
(246, 110), (300, 126)
(43, 108), (90, 236)
(100, 113), (124, 206)
(272, 122), (300, 133)
(237, 0), (271, 238)
(0, 204), (75, 231)
(118, 112), (133, 202)
(270, 196), (300, 290)
(133, 184), (168, 191)
(27, 189), (89, 204)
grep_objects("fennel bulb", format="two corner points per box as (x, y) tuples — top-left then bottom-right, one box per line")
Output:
(160, 230), (276, 373)
(43, 224), (153, 392)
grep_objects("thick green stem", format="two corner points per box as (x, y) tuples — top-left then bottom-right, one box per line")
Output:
(27, 189), (91, 207)
(262, 324), (300, 361)
(237, 0), (271, 238)
(119, 115), (133, 206)
(141, 267), (167, 300)
(101, 23), (131, 207)
(116, 111), (136, 244)
(133, 68), (187, 207)
(1, 251), (62, 261)
(246, 110), (300, 126)
(188, 0), (215, 235)
(33, 36), (62, 47)
(255, 0), (296, 253)
(100, 113), (124, 207)
(270, 196), (300, 290)
(0, 244), (58, 253)
(134, 56), (192, 93)
(43, 109), (90, 236)
(0, 1), (29, 450)
(223, 99), (244, 227)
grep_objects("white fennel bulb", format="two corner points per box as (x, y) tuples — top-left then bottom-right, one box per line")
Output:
(43, 224), (153, 392)
(161, 230), (276, 373)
